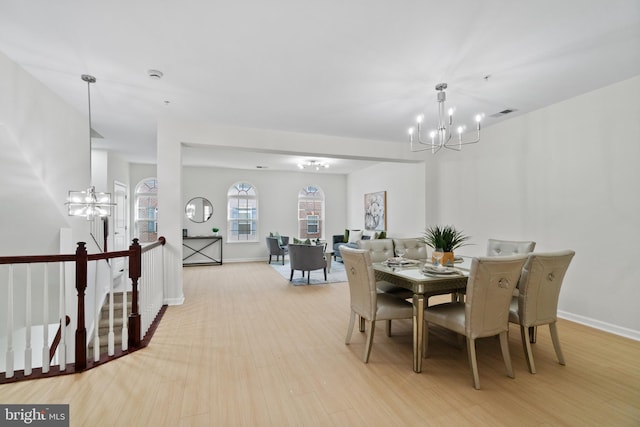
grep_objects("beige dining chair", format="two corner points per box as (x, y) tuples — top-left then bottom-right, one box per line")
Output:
(509, 250), (575, 374)
(486, 239), (536, 256)
(341, 246), (413, 363)
(357, 239), (413, 300)
(423, 255), (528, 389)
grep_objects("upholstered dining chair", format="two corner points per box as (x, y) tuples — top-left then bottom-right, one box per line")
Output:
(357, 239), (413, 300)
(486, 239), (536, 256)
(287, 244), (327, 284)
(509, 250), (575, 374)
(423, 255), (528, 389)
(392, 238), (429, 260)
(266, 236), (289, 265)
(341, 246), (413, 363)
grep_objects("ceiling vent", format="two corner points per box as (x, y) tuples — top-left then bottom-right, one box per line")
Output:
(147, 69), (164, 80)
(489, 108), (518, 118)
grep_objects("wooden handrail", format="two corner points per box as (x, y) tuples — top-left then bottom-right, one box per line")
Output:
(0, 236), (167, 376)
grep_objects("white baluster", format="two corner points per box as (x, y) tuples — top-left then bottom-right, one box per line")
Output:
(24, 265), (32, 375)
(6, 265), (14, 378)
(58, 262), (66, 371)
(42, 264), (50, 373)
(108, 260), (114, 356)
(93, 260), (100, 362)
(121, 264), (128, 351)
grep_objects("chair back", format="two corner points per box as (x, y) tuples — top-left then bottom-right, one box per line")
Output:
(288, 244), (326, 271)
(341, 247), (377, 321)
(265, 237), (284, 255)
(486, 239), (536, 256)
(465, 255), (528, 339)
(517, 250), (575, 327)
(392, 238), (428, 259)
(356, 239), (394, 262)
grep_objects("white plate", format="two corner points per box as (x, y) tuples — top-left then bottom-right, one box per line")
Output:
(423, 266), (458, 275)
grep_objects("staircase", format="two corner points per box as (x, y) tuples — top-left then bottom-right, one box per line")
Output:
(88, 291), (132, 356)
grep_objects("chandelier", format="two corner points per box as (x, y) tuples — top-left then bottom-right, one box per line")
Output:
(66, 75), (115, 220)
(298, 160), (329, 170)
(408, 83), (483, 153)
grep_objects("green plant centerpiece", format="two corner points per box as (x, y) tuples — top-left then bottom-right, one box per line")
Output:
(212, 227), (220, 235)
(422, 225), (471, 266)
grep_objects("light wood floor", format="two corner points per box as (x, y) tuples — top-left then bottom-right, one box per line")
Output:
(1, 262), (639, 426)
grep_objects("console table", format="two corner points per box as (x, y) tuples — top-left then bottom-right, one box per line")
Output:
(183, 236), (223, 266)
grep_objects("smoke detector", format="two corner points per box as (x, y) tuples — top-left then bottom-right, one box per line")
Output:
(147, 69), (164, 80)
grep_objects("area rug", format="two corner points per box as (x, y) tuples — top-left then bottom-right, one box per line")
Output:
(269, 259), (347, 286)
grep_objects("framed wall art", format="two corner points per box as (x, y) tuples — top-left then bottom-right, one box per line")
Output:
(364, 191), (387, 231)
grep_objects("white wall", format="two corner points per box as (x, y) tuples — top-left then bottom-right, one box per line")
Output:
(183, 166), (347, 262)
(347, 162), (427, 238)
(157, 76), (639, 338)
(422, 75), (640, 338)
(0, 51), (90, 255)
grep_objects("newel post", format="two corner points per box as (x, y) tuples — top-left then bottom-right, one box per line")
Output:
(128, 238), (142, 348)
(75, 242), (88, 371)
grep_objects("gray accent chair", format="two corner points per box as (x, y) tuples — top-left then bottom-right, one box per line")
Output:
(288, 244), (327, 284)
(341, 247), (413, 363)
(266, 236), (289, 265)
(423, 255), (528, 389)
(509, 250), (575, 374)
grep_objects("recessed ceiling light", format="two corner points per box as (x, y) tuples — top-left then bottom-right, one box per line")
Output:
(256, 165), (268, 169)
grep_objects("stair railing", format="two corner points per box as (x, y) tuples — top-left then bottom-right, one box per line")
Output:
(0, 236), (166, 383)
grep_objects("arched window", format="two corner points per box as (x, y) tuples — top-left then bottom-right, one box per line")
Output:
(135, 178), (158, 243)
(298, 185), (325, 239)
(227, 182), (258, 242)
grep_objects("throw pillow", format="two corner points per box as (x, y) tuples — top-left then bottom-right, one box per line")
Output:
(343, 229), (350, 243)
(293, 237), (303, 244)
(376, 231), (387, 239)
(348, 230), (363, 243)
(304, 238), (311, 245)
(274, 232), (283, 245)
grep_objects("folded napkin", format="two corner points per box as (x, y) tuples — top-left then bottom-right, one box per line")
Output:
(422, 265), (461, 275)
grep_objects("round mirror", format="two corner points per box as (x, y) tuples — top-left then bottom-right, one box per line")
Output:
(185, 197), (213, 223)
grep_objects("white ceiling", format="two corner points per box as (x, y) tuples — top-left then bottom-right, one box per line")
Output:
(1, 0), (639, 172)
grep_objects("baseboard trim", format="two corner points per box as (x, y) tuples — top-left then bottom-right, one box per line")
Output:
(558, 310), (640, 341)
(164, 296), (185, 306)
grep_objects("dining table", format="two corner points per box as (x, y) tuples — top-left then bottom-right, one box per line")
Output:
(372, 256), (473, 373)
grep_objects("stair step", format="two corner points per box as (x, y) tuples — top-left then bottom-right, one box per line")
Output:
(88, 292), (133, 353)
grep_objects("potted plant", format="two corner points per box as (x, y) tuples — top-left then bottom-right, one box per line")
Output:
(212, 227), (220, 236)
(422, 225), (471, 266)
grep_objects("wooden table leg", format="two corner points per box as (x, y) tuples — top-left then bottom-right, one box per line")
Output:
(413, 293), (425, 373)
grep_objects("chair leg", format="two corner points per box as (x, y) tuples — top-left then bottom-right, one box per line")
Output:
(323, 268), (327, 281)
(520, 325), (536, 374)
(499, 331), (515, 379)
(364, 320), (375, 363)
(345, 311), (356, 344)
(549, 322), (566, 365)
(289, 270), (294, 281)
(307, 271), (310, 284)
(385, 320), (392, 337)
(269, 255), (272, 264)
(466, 337), (481, 389)
(529, 326), (537, 343)
(359, 316), (365, 332)
(281, 255), (285, 265)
